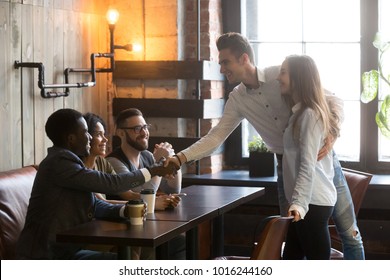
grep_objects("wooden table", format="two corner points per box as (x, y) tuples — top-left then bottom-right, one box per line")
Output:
(183, 170), (277, 187)
(57, 185), (265, 259)
(150, 185), (266, 258)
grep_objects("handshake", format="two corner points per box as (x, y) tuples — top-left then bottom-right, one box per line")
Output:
(146, 158), (180, 177)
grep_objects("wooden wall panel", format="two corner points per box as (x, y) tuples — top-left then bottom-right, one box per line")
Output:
(52, 7), (65, 112)
(96, 12), (108, 124)
(43, 0), (53, 7)
(0, 2), (22, 170)
(0, 2), (10, 171)
(1, 1), (109, 171)
(43, 5), (56, 154)
(53, 0), (62, 9)
(9, 3), (23, 168)
(33, 5), (50, 163)
(21, 3), (35, 166)
(32, 0), (43, 7)
(79, 12), (109, 127)
(80, 13), (96, 114)
(73, 10), (84, 112)
(63, 9), (77, 110)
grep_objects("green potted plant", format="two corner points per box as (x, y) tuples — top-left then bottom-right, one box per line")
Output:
(248, 136), (275, 177)
(361, 32), (390, 138)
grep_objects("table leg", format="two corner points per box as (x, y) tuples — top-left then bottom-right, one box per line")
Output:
(212, 214), (224, 258)
(186, 227), (198, 260)
(156, 243), (170, 259)
(118, 246), (131, 260)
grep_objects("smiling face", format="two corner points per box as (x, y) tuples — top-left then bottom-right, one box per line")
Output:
(119, 115), (149, 151)
(68, 117), (92, 157)
(218, 48), (247, 84)
(89, 122), (108, 157)
(277, 59), (291, 96)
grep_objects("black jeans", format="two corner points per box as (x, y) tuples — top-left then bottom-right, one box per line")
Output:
(283, 204), (334, 260)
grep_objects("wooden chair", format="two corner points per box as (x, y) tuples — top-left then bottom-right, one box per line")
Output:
(330, 168), (373, 259)
(214, 215), (293, 260)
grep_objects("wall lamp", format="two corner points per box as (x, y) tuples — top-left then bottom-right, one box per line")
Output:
(14, 8), (140, 98)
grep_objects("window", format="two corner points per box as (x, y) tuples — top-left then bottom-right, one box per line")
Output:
(234, 0), (390, 172)
(378, 0), (390, 162)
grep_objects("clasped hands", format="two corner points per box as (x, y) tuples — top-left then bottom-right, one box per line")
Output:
(147, 142), (179, 178)
(147, 158), (180, 177)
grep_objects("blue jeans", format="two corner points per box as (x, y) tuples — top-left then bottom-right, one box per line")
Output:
(277, 152), (365, 260)
(72, 250), (117, 260)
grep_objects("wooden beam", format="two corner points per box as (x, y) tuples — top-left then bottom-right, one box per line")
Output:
(113, 98), (225, 119)
(113, 60), (225, 81)
(112, 136), (201, 153)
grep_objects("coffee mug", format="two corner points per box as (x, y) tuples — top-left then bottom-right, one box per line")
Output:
(126, 199), (145, 225)
(140, 188), (156, 214)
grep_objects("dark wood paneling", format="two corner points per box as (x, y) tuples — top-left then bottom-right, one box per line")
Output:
(113, 98), (225, 119)
(147, 137), (200, 153)
(113, 60), (225, 81)
(112, 136), (201, 154)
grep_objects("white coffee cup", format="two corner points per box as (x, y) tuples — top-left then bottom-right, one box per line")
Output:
(140, 188), (156, 214)
(126, 199), (145, 225)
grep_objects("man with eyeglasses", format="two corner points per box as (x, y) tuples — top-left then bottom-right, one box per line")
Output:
(106, 108), (185, 259)
(16, 108), (178, 260)
(106, 108), (182, 201)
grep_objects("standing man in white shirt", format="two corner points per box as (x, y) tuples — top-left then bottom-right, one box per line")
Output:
(166, 32), (365, 260)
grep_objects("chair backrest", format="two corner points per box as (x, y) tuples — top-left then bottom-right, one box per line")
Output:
(0, 166), (36, 259)
(342, 168), (372, 216)
(250, 216), (293, 260)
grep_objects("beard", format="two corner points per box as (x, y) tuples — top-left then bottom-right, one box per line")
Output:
(125, 131), (148, 151)
(73, 140), (90, 158)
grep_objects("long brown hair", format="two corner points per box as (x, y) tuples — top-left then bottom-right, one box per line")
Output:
(286, 55), (341, 140)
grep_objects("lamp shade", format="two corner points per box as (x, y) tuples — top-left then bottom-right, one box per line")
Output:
(106, 8), (119, 25)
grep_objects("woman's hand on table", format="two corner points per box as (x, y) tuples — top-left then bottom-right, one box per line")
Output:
(155, 195), (172, 210)
(154, 194), (182, 210)
(168, 194), (182, 208)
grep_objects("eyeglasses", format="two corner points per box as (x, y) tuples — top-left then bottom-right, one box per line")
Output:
(119, 124), (151, 134)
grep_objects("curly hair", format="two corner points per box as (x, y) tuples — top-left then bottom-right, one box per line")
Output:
(45, 108), (83, 147)
(83, 112), (107, 135)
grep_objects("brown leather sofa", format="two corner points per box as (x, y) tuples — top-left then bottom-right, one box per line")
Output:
(0, 166), (37, 259)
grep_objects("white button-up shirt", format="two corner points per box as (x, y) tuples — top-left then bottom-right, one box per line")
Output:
(182, 66), (291, 161)
(282, 103), (336, 219)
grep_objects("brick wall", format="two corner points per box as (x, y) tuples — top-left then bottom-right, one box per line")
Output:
(110, 0), (224, 174)
(183, 0), (224, 174)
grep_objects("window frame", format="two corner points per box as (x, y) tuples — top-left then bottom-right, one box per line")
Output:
(222, 0), (390, 174)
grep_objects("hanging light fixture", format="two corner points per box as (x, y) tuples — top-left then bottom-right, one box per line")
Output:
(14, 8), (141, 98)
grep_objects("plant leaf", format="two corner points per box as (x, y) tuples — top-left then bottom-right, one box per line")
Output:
(373, 32), (390, 52)
(382, 43), (390, 53)
(376, 95), (390, 138)
(361, 70), (378, 103)
(248, 135), (269, 153)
